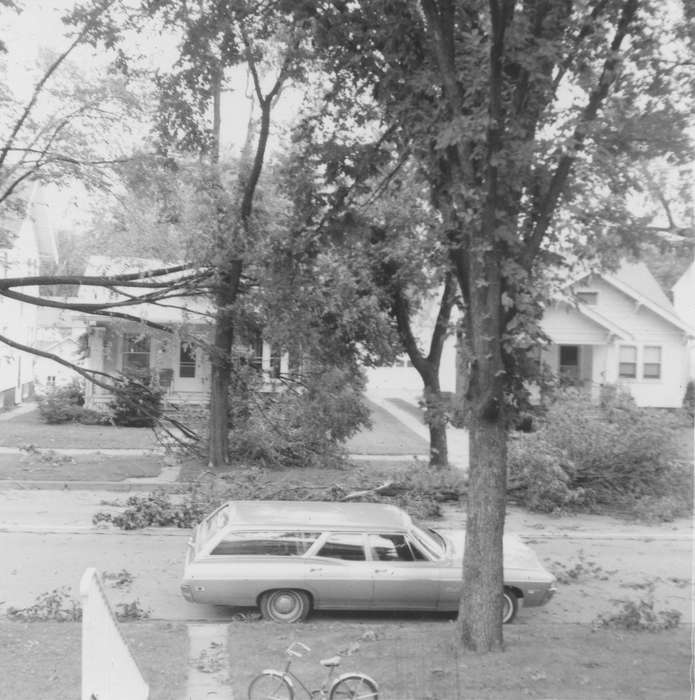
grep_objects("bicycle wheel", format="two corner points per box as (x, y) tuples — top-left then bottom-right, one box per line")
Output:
(329, 674), (378, 700)
(248, 671), (294, 700)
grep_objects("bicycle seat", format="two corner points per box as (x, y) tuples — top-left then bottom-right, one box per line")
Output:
(320, 656), (341, 668)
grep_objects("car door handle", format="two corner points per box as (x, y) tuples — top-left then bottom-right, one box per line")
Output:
(309, 567), (323, 573)
(373, 569), (391, 574)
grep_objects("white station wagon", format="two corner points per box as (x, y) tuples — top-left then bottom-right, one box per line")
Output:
(181, 500), (556, 623)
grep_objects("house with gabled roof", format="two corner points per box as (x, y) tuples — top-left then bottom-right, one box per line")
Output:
(366, 261), (693, 411)
(540, 261), (694, 408)
(78, 255), (291, 409)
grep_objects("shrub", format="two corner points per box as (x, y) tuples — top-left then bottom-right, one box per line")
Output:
(508, 433), (585, 512)
(37, 381), (109, 424)
(509, 387), (689, 516)
(109, 373), (163, 427)
(228, 364), (370, 469)
(38, 381), (85, 423)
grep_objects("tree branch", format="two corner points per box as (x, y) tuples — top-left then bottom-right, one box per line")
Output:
(523, 0), (639, 267)
(0, 0), (116, 170)
(427, 270), (456, 366)
(0, 331), (116, 393)
(0, 264), (199, 289)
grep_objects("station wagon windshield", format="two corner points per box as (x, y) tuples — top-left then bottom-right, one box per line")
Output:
(411, 523), (446, 559)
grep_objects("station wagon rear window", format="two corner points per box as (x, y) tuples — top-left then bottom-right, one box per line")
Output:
(210, 531), (320, 556)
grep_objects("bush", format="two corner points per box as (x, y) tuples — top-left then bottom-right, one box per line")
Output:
(508, 433), (585, 512)
(509, 387), (689, 515)
(109, 373), (163, 428)
(228, 364), (370, 468)
(38, 381), (109, 424)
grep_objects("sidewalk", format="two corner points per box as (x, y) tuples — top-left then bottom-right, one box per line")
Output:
(0, 402), (38, 421)
(365, 389), (470, 472)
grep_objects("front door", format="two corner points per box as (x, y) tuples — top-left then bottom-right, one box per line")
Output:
(303, 532), (374, 609)
(367, 533), (442, 610)
(174, 341), (199, 393)
(559, 345), (580, 383)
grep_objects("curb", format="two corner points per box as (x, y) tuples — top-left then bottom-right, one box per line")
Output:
(0, 525), (189, 536)
(0, 480), (191, 492)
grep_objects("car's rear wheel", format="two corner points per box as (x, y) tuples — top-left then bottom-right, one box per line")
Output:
(259, 589), (311, 623)
(502, 588), (518, 624)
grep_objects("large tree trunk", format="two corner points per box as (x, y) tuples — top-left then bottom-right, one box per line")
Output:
(459, 413), (507, 651)
(208, 312), (233, 468)
(208, 263), (242, 468)
(456, 251), (507, 652)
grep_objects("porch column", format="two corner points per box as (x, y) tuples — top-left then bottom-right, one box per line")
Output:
(86, 327), (105, 406)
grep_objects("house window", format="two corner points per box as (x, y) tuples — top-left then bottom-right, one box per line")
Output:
(249, 332), (263, 371)
(643, 346), (661, 379)
(123, 334), (150, 373)
(179, 343), (196, 378)
(46, 376), (56, 387)
(269, 344), (281, 379)
(576, 291), (598, 305)
(618, 346), (637, 378)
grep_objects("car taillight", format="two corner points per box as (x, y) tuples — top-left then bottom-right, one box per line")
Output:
(181, 584), (194, 602)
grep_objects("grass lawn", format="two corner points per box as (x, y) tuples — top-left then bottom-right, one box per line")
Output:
(0, 620), (187, 700)
(227, 620), (692, 699)
(0, 453), (163, 481)
(344, 400), (428, 455)
(1, 619), (689, 700)
(0, 408), (159, 450)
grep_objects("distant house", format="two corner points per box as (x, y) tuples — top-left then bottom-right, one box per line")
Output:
(33, 336), (82, 391)
(541, 261), (694, 408)
(0, 185), (58, 409)
(366, 261), (693, 410)
(79, 256), (289, 409)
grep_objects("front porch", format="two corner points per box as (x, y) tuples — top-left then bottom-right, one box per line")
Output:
(542, 343), (608, 401)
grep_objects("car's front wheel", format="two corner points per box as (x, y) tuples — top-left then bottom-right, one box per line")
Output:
(502, 588), (518, 624)
(259, 589), (311, 623)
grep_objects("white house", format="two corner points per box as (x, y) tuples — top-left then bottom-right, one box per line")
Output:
(366, 261), (693, 410)
(79, 256), (290, 408)
(541, 261), (693, 408)
(0, 186), (57, 409)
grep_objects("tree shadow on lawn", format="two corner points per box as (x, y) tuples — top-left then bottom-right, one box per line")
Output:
(0, 408), (159, 450)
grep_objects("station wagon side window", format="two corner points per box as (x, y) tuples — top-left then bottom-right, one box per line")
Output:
(316, 533), (366, 561)
(210, 531), (320, 556)
(368, 534), (429, 562)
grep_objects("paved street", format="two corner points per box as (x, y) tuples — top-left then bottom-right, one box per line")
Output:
(1, 491), (691, 626)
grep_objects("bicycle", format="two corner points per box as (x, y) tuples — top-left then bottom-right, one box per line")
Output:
(248, 641), (379, 700)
